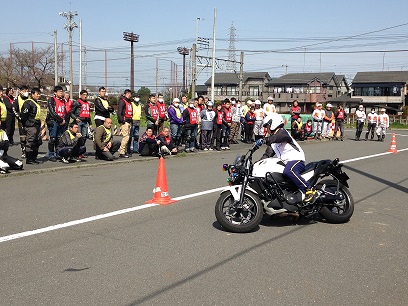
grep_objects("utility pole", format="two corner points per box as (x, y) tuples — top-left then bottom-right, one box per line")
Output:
(210, 8), (217, 102)
(83, 46), (87, 89)
(156, 58), (159, 96)
(59, 10), (78, 99)
(239, 52), (244, 101)
(123, 32), (139, 91)
(191, 44), (197, 99)
(79, 19), (82, 93)
(177, 47), (189, 94)
(227, 22), (236, 72)
(54, 30), (58, 86)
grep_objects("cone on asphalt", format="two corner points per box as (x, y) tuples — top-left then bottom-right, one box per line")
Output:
(388, 133), (398, 153)
(146, 156), (177, 205)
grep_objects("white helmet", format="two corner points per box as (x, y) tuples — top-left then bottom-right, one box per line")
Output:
(263, 113), (284, 130)
(206, 101), (214, 106)
(254, 99), (261, 105)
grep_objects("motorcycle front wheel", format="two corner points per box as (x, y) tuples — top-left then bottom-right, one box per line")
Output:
(316, 179), (354, 224)
(215, 189), (263, 233)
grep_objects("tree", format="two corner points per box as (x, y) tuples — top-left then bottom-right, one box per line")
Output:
(137, 86), (151, 103)
(0, 45), (57, 89)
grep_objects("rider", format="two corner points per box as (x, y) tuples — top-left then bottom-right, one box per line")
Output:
(261, 113), (316, 203)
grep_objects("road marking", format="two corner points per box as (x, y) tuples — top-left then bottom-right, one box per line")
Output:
(0, 149), (407, 244)
(340, 148), (408, 164)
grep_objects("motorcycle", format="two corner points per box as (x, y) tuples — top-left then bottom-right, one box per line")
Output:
(215, 141), (354, 233)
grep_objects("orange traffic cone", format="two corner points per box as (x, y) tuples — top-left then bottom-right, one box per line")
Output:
(146, 156), (177, 205)
(388, 133), (398, 153)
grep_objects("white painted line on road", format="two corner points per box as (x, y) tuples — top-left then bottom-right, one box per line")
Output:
(0, 204), (158, 243)
(1, 148), (407, 244)
(0, 187), (227, 244)
(341, 148), (408, 164)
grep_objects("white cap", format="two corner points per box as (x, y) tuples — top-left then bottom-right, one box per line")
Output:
(173, 98), (180, 103)
(247, 99), (253, 105)
(326, 103), (332, 108)
(267, 96), (274, 101)
(380, 108), (386, 112)
(316, 103), (322, 107)
(254, 100), (261, 105)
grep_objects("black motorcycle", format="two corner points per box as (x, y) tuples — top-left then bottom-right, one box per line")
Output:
(215, 142), (354, 233)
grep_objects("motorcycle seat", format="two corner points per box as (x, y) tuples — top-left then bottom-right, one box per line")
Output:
(302, 159), (331, 174)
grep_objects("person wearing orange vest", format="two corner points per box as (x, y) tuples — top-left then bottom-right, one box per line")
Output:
(182, 101), (199, 152)
(244, 105), (256, 143)
(117, 89), (133, 158)
(20, 88), (43, 164)
(156, 93), (168, 134)
(376, 108), (389, 142)
(46, 85), (66, 161)
(63, 92), (73, 129)
(211, 103), (224, 151)
(56, 122), (86, 163)
(365, 107), (378, 141)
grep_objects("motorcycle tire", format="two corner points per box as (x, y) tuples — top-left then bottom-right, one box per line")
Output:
(215, 189), (263, 233)
(316, 179), (354, 224)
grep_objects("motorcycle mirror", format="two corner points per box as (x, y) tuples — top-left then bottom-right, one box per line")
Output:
(222, 164), (229, 171)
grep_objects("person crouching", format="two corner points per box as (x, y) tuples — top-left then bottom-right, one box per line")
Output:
(157, 127), (177, 155)
(93, 118), (120, 161)
(57, 122), (86, 163)
(139, 127), (160, 156)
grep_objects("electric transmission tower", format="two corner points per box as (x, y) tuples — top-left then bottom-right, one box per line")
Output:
(227, 22), (236, 72)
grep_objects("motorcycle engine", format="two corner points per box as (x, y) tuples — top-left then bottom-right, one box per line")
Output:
(284, 191), (302, 205)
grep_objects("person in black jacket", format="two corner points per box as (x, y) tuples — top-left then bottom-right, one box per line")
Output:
(56, 122), (86, 163)
(94, 87), (114, 127)
(70, 90), (92, 142)
(3, 87), (16, 145)
(20, 88), (43, 164)
(182, 101), (199, 152)
(46, 86), (66, 161)
(139, 127), (160, 156)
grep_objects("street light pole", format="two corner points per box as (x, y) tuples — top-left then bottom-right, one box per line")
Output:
(59, 10), (78, 98)
(177, 47), (189, 94)
(123, 32), (139, 91)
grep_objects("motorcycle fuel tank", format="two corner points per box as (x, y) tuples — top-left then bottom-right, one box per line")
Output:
(252, 158), (286, 178)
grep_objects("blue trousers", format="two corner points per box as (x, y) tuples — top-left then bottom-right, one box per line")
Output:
(283, 160), (310, 192)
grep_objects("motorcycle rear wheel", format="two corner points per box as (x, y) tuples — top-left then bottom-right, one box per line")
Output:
(316, 180), (354, 223)
(215, 190), (263, 233)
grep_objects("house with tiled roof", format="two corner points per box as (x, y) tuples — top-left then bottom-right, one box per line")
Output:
(351, 71), (408, 111)
(266, 72), (350, 112)
(204, 72), (271, 101)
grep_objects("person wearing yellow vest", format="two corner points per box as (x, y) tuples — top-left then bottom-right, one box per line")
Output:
(4, 87), (16, 145)
(0, 85), (7, 131)
(94, 86), (114, 127)
(128, 94), (142, 154)
(13, 85), (29, 158)
(20, 88), (43, 164)
(93, 118), (120, 161)
(56, 122), (86, 163)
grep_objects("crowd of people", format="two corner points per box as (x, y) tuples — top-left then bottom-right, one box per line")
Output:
(0, 84), (392, 173)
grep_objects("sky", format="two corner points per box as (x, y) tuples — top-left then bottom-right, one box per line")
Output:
(2, 0), (408, 93)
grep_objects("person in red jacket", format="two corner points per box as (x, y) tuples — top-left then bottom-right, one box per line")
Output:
(244, 106), (256, 143)
(46, 86), (66, 161)
(221, 99), (232, 150)
(182, 101), (199, 152)
(211, 103), (223, 151)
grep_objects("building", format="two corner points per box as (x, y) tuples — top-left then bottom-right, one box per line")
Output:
(266, 72), (350, 112)
(351, 71), (408, 112)
(204, 72), (271, 101)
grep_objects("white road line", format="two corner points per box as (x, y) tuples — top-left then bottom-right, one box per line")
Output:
(0, 187), (227, 244)
(1, 148), (407, 244)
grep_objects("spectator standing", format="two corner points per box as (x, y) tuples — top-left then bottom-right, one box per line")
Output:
(93, 118), (120, 161)
(0, 86), (6, 131)
(244, 105), (256, 143)
(355, 104), (366, 141)
(20, 88), (43, 164)
(221, 99), (233, 150)
(46, 86), (66, 161)
(241, 100), (252, 141)
(94, 87), (114, 127)
(117, 89), (133, 158)
(253, 100), (265, 141)
(334, 104), (346, 141)
(263, 96), (276, 116)
(156, 93), (168, 134)
(212, 103), (223, 151)
(180, 95), (189, 110)
(13, 86), (29, 158)
(290, 100), (301, 122)
(312, 103), (324, 140)
(57, 122), (86, 163)
(182, 101), (199, 152)
(376, 108), (389, 141)
(129, 94), (142, 154)
(365, 107), (378, 141)
(63, 92), (74, 128)
(229, 99), (241, 144)
(70, 90), (92, 143)
(322, 103), (335, 138)
(3, 88), (16, 145)
(145, 94), (160, 135)
(200, 101), (215, 150)
(168, 98), (184, 148)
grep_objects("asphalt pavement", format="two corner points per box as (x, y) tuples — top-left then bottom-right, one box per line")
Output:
(1, 129), (407, 305)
